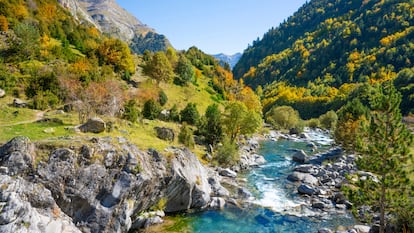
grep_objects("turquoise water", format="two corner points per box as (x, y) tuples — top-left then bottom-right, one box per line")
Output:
(187, 139), (356, 233)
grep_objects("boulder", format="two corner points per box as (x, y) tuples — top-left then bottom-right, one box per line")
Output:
(0, 175), (82, 233)
(13, 98), (28, 108)
(0, 136), (34, 176)
(287, 172), (318, 185)
(209, 197), (226, 209)
(0, 88), (5, 98)
(354, 225), (371, 233)
(219, 168), (237, 178)
(154, 127), (175, 141)
(292, 150), (308, 163)
(208, 176), (229, 197)
(298, 184), (316, 195)
(79, 117), (106, 133)
(318, 228), (333, 233)
(164, 148), (211, 212)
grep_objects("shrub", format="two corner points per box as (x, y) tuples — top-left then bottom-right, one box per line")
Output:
(123, 99), (139, 122)
(32, 90), (59, 110)
(318, 110), (338, 129)
(158, 90), (168, 106)
(265, 105), (302, 131)
(169, 104), (180, 122)
(215, 137), (239, 166)
(307, 118), (320, 128)
(178, 122), (195, 148)
(180, 102), (199, 125)
(142, 99), (161, 120)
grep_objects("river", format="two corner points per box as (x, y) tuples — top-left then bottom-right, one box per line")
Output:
(146, 130), (357, 233)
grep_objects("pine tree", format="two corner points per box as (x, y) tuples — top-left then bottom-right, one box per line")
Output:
(356, 83), (413, 233)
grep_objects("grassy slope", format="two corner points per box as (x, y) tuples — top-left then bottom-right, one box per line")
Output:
(0, 74), (218, 157)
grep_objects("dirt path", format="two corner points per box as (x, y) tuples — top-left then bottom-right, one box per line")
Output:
(0, 110), (45, 127)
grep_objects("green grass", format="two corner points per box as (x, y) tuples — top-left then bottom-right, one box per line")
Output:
(0, 97), (38, 126)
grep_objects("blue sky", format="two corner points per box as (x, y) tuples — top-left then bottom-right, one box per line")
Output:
(117, 0), (308, 55)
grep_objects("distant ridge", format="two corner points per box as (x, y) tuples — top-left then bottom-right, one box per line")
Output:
(213, 53), (242, 68)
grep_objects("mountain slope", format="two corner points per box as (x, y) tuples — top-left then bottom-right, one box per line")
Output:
(234, 0), (414, 89)
(58, 0), (171, 53)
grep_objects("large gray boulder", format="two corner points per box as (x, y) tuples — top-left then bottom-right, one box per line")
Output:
(0, 175), (81, 233)
(154, 127), (175, 141)
(165, 148), (211, 212)
(0, 136), (34, 176)
(0, 88), (5, 98)
(79, 117), (106, 133)
(298, 184), (316, 195)
(13, 98), (28, 108)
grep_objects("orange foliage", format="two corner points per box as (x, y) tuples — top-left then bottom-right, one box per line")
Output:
(237, 86), (262, 113)
(0, 15), (8, 31)
(13, 5), (29, 20)
(38, 4), (57, 22)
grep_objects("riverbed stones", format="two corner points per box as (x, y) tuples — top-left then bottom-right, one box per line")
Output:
(353, 225), (371, 233)
(209, 197), (226, 209)
(219, 168), (237, 178)
(298, 184), (316, 195)
(292, 150), (308, 163)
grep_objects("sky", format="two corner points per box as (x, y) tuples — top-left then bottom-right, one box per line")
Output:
(116, 0), (308, 55)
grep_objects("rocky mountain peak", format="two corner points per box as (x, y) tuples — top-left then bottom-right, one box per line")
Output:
(58, 0), (171, 53)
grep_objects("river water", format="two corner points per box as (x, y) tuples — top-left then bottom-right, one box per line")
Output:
(182, 131), (356, 233)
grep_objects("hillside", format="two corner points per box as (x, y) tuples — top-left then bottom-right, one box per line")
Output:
(233, 0), (414, 117)
(58, 0), (171, 53)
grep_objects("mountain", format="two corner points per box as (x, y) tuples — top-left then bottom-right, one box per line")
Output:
(58, 0), (171, 53)
(234, 0), (414, 88)
(213, 53), (242, 68)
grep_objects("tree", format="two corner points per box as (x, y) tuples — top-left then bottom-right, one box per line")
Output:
(158, 90), (168, 106)
(174, 54), (195, 85)
(142, 99), (161, 120)
(143, 51), (174, 83)
(222, 101), (262, 143)
(0, 15), (8, 31)
(216, 136), (239, 165)
(318, 110), (338, 129)
(12, 22), (40, 59)
(265, 105), (302, 131)
(198, 104), (223, 146)
(178, 122), (195, 148)
(180, 103), (199, 125)
(355, 83), (413, 233)
(96, 38), (135, 76)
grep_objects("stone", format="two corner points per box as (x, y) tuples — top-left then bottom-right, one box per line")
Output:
(202, 153), (213, 161)
(287, 172), (318, 185)
(238, 187), (252, 199)
(0, 136), (34, 176)
(0, 175), (82, 233)
(154, 127), (175, 141)
(209, 197), (226, 209)
(354, 225), (371, 233)
(318, 228), (333, 233)
(297, 184), (316, 195)
(292, 150), (308, 163)
(294, 164), (315, 173)
(219, 168), (237, 178)
(13, 98), (28, 108)
(79, 117), (106, 133)
(312, 201), (325, 209)
(208, 177), (230, 197)
(0, 88), (5, 98)
(159, 109), (170, 121)
(164, 148), (211, 212)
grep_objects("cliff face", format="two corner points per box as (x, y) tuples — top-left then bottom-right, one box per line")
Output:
(0, 136), (219, 233)
(58, 0), (171, 53)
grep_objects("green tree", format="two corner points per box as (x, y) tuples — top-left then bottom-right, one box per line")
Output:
(198, 104), (223, 146)
(222, 101), (262, 143)
(174, 54), (195, 86)
(265, 105), (302, 131)
(169, 104), (180, 122)
(142, 99), (161, 120)
(12, 22), (40, 60)
(123, 99), (139, 122)
(180, 102), (199, 125)
(318, 110), (338, 129)
(96, 38), (135, 76)
(158, 90), (168, 106)
(144, 51), (174, 83)
(355, 83), (413, 233)
(178, 122), (195, 148)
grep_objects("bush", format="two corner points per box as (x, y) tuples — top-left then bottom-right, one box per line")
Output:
(158, 90), (168, 106)
(307, 118), (320, 128)
(142, 99), (161, 120)
(318, 110), (338, 129)
(123, 99), (139, 122)
(265, 105), (302, 131)
(180, 102), (199, 125)
(178, 122), (195, 148)
(215, 137), (239, 166)
(32, 90), (59, 110)
(169, 104), (180, 122)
